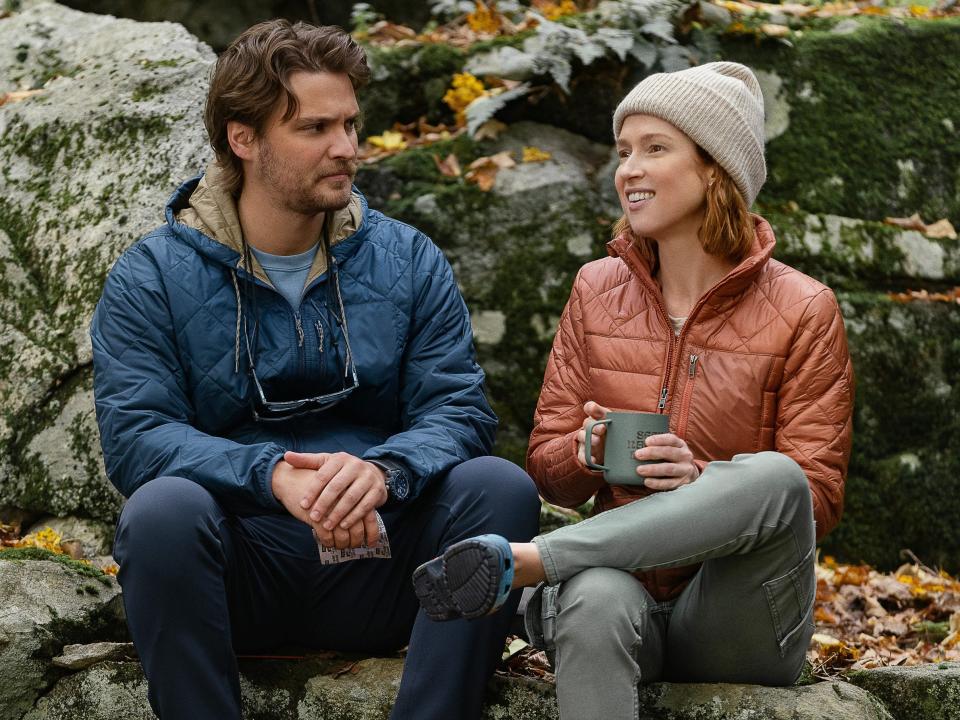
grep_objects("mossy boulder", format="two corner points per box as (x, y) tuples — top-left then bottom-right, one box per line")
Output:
(845, 663), (960, 720)
(722, 18), (960, 226)
(0, 2), (214, 521)
(23, 657), (906, 720)
(0, 554), (124, 720)
(820, 293), (960, 570)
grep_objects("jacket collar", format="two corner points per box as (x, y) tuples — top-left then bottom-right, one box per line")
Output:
(165, 162), (365, 285)
(606, 214), (777, 313)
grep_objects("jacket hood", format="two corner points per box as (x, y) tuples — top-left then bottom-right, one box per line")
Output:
(164, 161), (365, 286)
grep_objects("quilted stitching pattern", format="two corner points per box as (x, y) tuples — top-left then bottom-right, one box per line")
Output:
(91, 181), (496, 512)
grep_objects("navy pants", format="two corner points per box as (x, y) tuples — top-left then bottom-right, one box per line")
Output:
(113, 456), (540, 720)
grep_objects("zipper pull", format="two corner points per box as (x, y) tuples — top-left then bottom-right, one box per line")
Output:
(315, 320), (324, 353)
(657, 386), (668, 411)
(688, 354), (699, 378)
(295, 312), (304, 347)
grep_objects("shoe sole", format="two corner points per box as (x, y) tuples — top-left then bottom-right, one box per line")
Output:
(413, 537), (512, 621)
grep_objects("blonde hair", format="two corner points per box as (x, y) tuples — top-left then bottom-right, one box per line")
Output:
(611, 160), (755, 267)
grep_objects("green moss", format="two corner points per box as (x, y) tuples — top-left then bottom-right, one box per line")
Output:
(139, 58), (180, 70)
(722, 18), (960, 223)
(821, 293), (960, 570)
(131, 80), (163, 102)
(0, 547), (112, 583)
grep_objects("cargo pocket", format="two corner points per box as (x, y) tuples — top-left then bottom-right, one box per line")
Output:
(762, 545), (815, 658)
(523, 582), (559, 667)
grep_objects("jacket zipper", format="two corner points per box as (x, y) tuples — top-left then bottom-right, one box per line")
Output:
(294, 311), (306, 374)
(676, 354), (699, 437)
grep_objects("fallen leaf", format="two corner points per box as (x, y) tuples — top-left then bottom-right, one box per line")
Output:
(59, 539), (85, 560)
(367, 130), (408, 152)
(474, 119), (508, 141)
(467, 1), (505, 34)
(522, 146), (552, 163)
(884, 213), (927, 232)
(433, 153), (462, 178)
(924, 218), (957, 239)
(0, 89), (44, 107)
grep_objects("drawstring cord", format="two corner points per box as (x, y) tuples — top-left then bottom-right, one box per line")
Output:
(231, 269), (242, 374)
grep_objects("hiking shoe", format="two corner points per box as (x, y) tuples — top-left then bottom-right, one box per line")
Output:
(412, 534), (514, 621)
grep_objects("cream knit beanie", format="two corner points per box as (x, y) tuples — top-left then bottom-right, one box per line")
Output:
(612, 62), (766, 207)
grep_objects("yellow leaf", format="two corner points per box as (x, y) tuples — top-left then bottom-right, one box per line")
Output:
(15, 526), (65, 554)
(910, 4), (929, 16)
(522, 146), (552, 163)
(443, 72), (488, 127)
(467, 1), (503, 34)
(532, 0), (580, 20)
(367, 131), (408, 152)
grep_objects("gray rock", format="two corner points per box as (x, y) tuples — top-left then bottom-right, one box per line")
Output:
(0, 556), (124, 720)
(23, 657), (903, 720)
(0, 2), (214, 522)
(52, 641), (136, 670)
(635, 680), (894, 720)
(25, 515), (115, 557)
(845, 662), (960, 720)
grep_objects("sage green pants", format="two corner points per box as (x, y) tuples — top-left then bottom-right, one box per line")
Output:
(525, 452), (816, 720)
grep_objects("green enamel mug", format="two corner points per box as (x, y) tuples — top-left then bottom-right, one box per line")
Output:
(584, 411), (670, 485)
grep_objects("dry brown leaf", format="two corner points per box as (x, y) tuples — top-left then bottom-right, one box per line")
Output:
(433, 153), (462, 178)
(884, 213), (927, 232)
(0, 89), (44, 107)
(924, 218), (957, 239)
(474, 119), (508, 141)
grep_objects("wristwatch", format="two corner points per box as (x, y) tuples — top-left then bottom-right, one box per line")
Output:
(370, 459), (410, 500)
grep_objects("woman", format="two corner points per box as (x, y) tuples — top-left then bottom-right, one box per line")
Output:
(413, 62), (854, 717)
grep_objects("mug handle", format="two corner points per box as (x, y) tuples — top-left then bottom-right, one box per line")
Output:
(583, 418), (612, 472)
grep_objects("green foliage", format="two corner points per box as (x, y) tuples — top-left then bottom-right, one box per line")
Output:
(0, 547), (112, 583)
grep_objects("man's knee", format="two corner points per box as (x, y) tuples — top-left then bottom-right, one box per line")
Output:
(446, 456), (540, 510)
(115, 476), (224, 565)
(440, 456), (540, 536)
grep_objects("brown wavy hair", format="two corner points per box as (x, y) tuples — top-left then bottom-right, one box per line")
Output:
(612, 150), (755, 269)
(205, 19), (370, 196)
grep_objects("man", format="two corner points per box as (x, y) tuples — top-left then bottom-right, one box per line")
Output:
(91, 19), (539, 720)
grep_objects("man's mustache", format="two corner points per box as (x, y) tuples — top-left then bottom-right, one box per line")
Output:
(319, 161), (358, 177)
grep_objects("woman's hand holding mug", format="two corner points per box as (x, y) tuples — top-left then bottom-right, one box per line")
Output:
(576, 401), (610, 467)
(634, 434), (700, 489)
(577, 400), (700, 489)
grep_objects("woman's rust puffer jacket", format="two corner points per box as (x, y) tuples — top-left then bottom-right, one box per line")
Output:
(526, 216), (855, 602)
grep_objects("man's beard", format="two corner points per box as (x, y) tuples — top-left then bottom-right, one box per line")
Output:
(257, 140), (357, 216)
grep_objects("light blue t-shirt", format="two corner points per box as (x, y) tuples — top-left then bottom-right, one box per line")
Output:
(249, 243), (320, 311)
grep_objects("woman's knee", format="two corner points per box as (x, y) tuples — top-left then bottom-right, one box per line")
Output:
(556, 568), (652, 644)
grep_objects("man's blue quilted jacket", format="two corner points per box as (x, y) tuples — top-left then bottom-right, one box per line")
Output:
(90, 175), (496, 514)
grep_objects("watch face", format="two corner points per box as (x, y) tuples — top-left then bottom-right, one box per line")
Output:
(389, 470), (409, 498)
